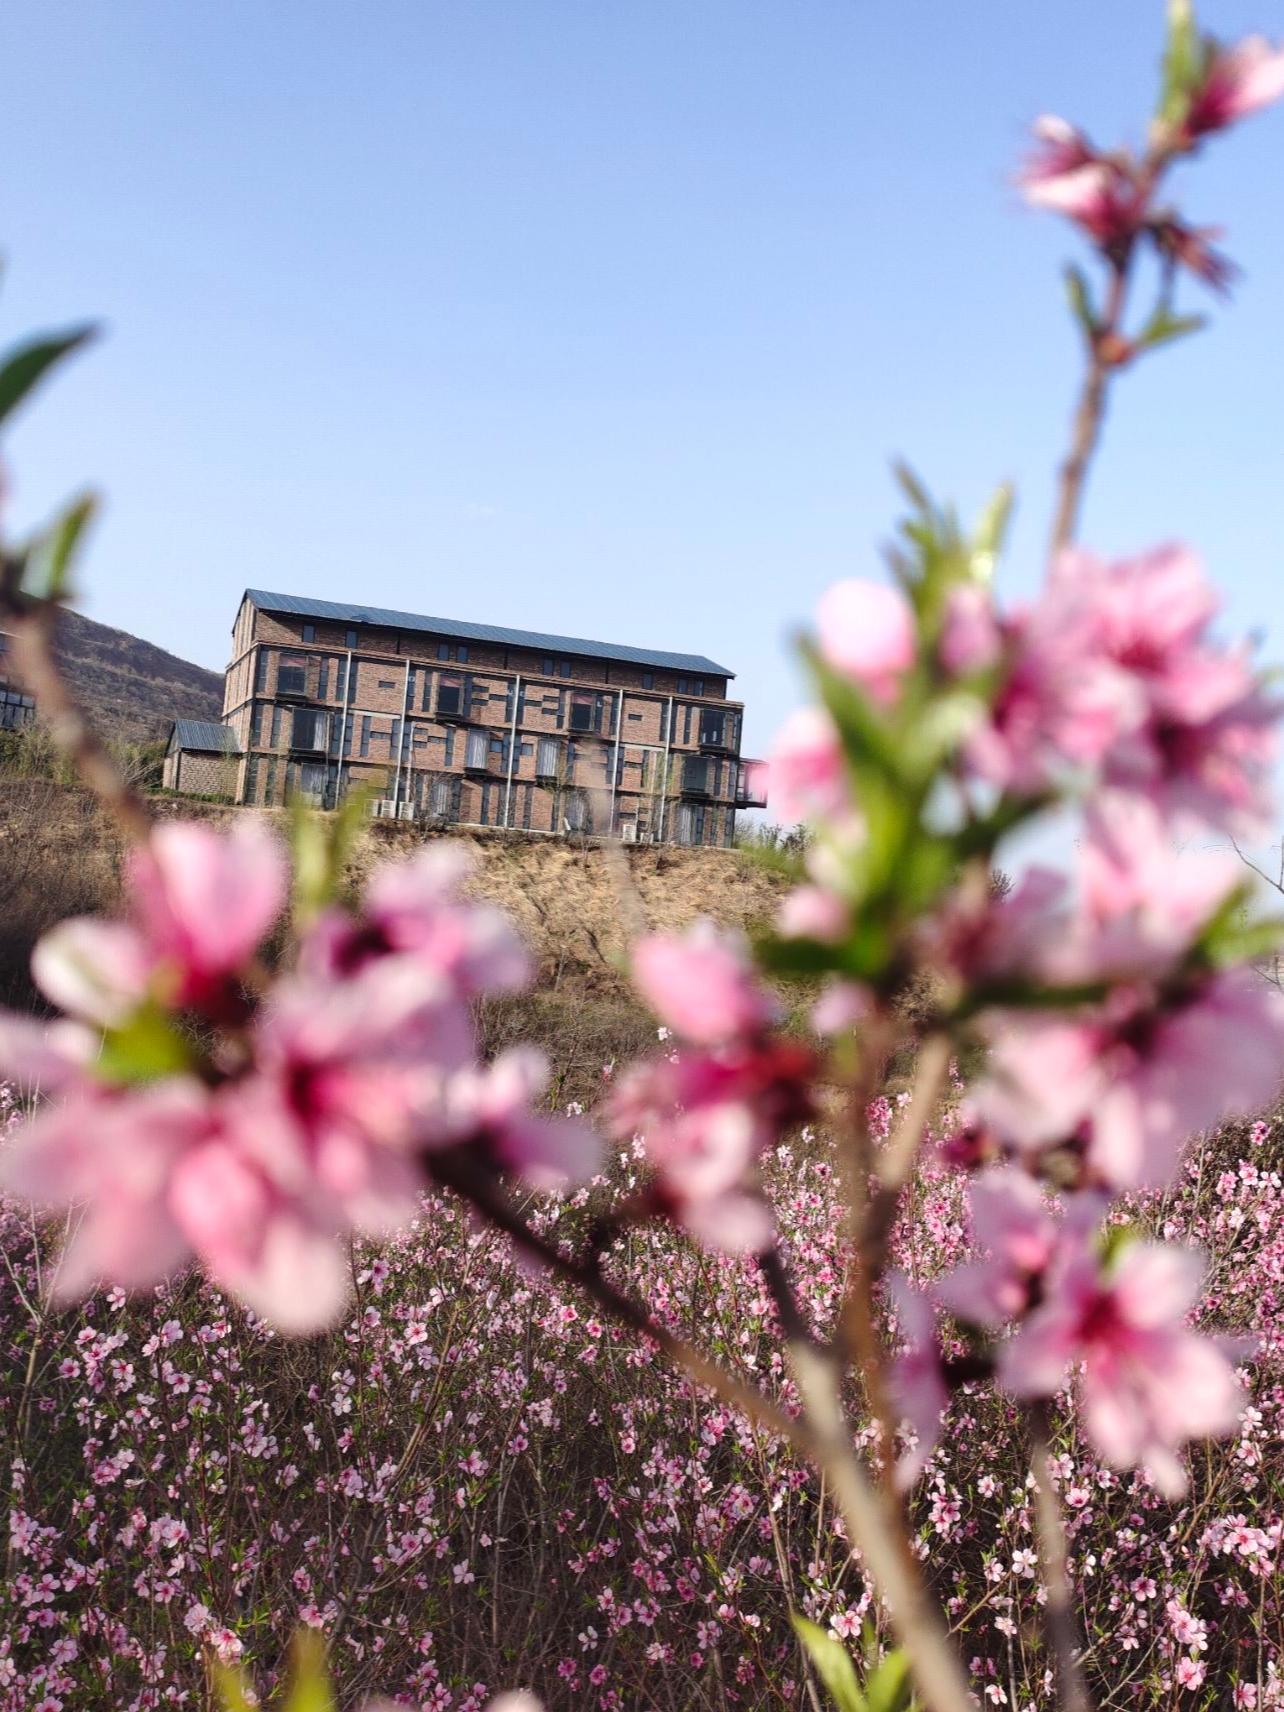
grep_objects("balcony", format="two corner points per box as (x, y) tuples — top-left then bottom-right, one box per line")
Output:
(735, 760), (768, 810)
(697, 714), (736, 753)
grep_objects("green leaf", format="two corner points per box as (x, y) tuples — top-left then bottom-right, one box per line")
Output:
(212, 1664), (257, 1712)
(290, 784), (370, 928)
(1064, 264), (1098, 337)
(0, 325), (97, 430)
(970, 482), (1014, 583)
(282, 1631), (337, 1712)
(1157, 0), (1202, 127)
(1136, 304), (1207, 353)
(792, 1614), (868, 1712)
(19, 490), (99, 602)
(865, 1650), (914, 1712)
(96, 1001), (194, 1085)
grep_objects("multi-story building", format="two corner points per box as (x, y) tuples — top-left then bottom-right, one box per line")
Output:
(194, 589), (765, 845)
(0, 631), (37, 731)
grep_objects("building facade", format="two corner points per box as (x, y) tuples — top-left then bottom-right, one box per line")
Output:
(162, 718), (242, 797)
(0, 631), (37, 731)
(211, 590), (765, 845)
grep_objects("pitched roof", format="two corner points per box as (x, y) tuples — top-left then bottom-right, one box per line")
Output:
(243, 588), (735, 678)
(171, 718), (240, 754)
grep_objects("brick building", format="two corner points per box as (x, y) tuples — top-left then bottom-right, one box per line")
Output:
(190, 589), (765, 844)
(162, 718), (241, 797)
(0, 631), (37, 731)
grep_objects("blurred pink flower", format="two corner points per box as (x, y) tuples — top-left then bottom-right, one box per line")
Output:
(1181, 36), (1284, 139)
(607, 1039), (813, 1252)
(939, 582), (1001, 677)
(441, 1046), (601, 1189)
(631, 922), (778, 1046)
(934, 1169), (1065, 1329)
(1019, 119), (1146, 248)
(976, 967), (1284, 1189)
(1000, 1240), (1244, 1495)
(304, 843), (531, 997)
(766, 706), (854, 828)
(815, 578), (915, 704)
(1150, 219), (1238, 294)
(776, 884), (850, 943)
(128, 819), (287, 1008)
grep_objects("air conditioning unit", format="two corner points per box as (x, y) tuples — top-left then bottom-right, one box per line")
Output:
(370, 799), (400, 819)
(619, 822), (638, 844)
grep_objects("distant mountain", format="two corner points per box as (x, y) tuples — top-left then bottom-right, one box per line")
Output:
(52, 607), (224, 744)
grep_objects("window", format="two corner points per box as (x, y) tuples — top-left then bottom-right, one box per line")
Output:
(301, 622), (315, 643)
(569, 692), (595, 733)
(427, 776), (454, 821)
(251, 703), (264, 744)
(360, 716), (372, 758)
(277, 652), (308, 696)
(438, 642), (451, 662)
(456, 644), (469, 664)
(536, 737), (560, 778)
(693, 677), (705, 696)
(542, 657), (554, 676)
(317, 659), (329, 700)
(421, 671), (432, 711)
(682, 755), (711, 796)
(345, 629), (358, 649)
(558, 660), (571, 678)
(290, 708), (327, 751)
(378, 678), (397, 690)
(563, 792), (589, 833)
(677, 678), (688, 694)
(642, 671), (654, 690)
(465, 728), (489, 771)
(335, 658), (348, 703)
(254, 650), (270, 692)
(699, 709), (726, 747)
(437, 674), (462, 717)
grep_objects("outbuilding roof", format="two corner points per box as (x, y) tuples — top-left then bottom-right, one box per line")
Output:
(243, 588), (735, 679)
(170, 718), (241, 754)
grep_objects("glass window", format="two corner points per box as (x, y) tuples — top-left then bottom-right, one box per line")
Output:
(536, 737), (560, 776)
(542, 657), (554, 676)
(677, 677), (688, 694)
(569, 692), (595, 733)
(428, 776), (454, 820)
(345, 629), (358, 649)
(437, 675), (462, 717)
(335, 658), (347, 703)
(699, 709), (725, 747)
(642, 671), (654, 690)
(558, 661), (571, 678)
(301, 622), (315, 643)
(682, 755), (711, 795)
(465, 728), (489, 770)
(437, 642), (451, 661)
(277, 652), (308, 696)
(693, 677), (705, 696)
(457, 644), (469, 664)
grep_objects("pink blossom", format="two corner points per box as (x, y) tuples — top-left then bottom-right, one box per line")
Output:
(976, 968), (1284, 1188)
(30, 920), (153, 1029)
(607, 1039), (813, 1251)
(939, 583), (1001, 677)
(304, 843), (531, 996)
(815, 578), (915, 704)
(1000, 1240), (1244, 1494)
(128, 819), (287, 1007)
(631, 922), (778, 1046)
(1151, 219), (1237, 295)
(766, 707), (854, 827)
(934, 1169), (1068, 1329)
(440, 1046), (601, 1189)
(1181, 36), (1284, 139)
(776, 885), (850, 944)
(1018, 120), (1146, 248)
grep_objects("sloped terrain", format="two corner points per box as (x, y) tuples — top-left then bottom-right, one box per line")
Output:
(50, 607), (224, 742)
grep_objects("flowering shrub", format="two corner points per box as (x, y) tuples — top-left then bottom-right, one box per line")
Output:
(3, 1093), (1283, 1708)
(3, 6), (1284, 1711)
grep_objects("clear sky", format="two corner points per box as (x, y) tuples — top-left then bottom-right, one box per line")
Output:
(1, 1), (1281, 769)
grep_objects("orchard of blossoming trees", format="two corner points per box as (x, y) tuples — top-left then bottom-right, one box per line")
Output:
(3, 5), (1284, 1710)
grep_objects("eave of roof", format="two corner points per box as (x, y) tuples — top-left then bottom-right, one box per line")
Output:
(243, 588), (736, 679)
(171, 718), (240, 754)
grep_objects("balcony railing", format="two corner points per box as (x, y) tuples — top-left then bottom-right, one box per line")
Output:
(735, 760), (768, 810)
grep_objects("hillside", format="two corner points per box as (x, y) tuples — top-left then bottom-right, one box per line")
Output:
(50, 607), (224, 742)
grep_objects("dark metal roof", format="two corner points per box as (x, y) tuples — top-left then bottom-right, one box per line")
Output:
(243, 588), (735, 679)
(171, 718), (241, 755)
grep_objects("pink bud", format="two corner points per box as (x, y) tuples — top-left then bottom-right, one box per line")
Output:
(816, 579), (915, 702)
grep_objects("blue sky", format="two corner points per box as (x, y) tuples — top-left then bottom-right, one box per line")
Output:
(2, 1), (1281, 768)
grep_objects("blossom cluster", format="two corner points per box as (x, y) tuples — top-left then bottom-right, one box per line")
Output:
(0, 827), (597, 1330)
